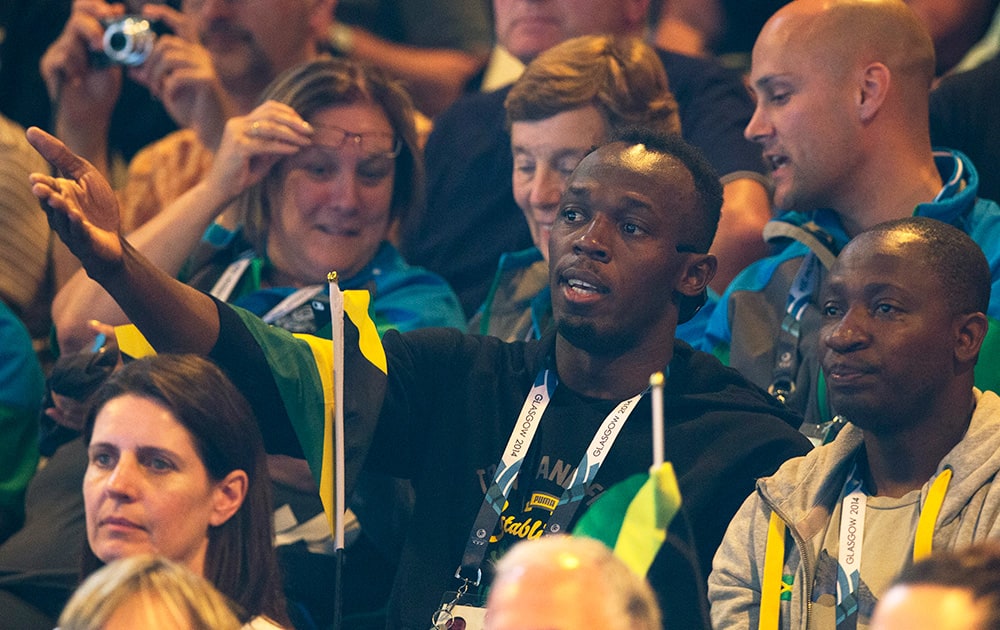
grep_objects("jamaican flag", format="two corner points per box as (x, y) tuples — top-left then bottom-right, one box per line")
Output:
(573, 461), (682, 577)
(116, 290), (388, 535)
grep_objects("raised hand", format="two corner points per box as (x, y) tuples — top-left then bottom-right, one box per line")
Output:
(26, 127), (125, 278)
(130, 3), (235, 150)
(207, 100), (314, 200)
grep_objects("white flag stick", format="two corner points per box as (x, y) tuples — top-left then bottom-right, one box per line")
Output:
(328, 271), (346, 552)
(650, 371), (665, 469)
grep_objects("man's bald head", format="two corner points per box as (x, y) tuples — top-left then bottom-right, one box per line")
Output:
(758, 0), (935, 97)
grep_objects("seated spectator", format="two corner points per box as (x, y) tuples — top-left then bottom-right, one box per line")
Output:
(80, 353), (288, 627)
(58, 554), (241, 630)
(51, 56), (464, 627)
(709, 217), (1000, 629)
(871, 541), (1000, 630)
(471, 34), (693, 342)
(703, 0), (1000, 432)
(53, 56), (464, 352)
(28, 122), (812, 629)
(484, 535), (662, 630)
(403, 0), (774, 317)
(39, 0), (332, 231)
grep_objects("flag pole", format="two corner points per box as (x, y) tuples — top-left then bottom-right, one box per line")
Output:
(649, 371), (665, 468)
(328, 271), (346, 630)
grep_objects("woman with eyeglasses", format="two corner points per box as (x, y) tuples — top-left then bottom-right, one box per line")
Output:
(53, 56), (464, 349)
(49, 56), (464, 627)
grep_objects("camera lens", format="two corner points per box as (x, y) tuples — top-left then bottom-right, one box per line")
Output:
(107, 32), (129, 54)
(101, 16), (158, 66)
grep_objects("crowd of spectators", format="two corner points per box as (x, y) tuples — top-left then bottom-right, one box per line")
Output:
(1, 1), (999, 629)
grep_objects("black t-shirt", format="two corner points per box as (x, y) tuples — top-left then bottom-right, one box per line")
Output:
(212, 308), (811, 629)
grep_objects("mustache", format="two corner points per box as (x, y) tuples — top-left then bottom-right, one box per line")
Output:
(202, 19), (251, 40)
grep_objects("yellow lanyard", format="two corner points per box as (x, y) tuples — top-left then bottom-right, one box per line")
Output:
(758, 466), (952, 630)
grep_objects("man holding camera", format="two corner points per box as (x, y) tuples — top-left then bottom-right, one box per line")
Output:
(40, 0), (333, 232)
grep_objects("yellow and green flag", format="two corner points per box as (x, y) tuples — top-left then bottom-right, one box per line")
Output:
(573, 461), (682, 577)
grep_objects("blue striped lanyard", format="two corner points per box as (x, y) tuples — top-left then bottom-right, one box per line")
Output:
(454, 366), (647, 586)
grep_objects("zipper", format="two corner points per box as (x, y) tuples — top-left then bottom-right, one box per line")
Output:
(760, 489), (814, 629)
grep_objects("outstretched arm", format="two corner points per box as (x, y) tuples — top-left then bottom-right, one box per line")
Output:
(50, 101), (311, 352)
(27, 126), (220, 354)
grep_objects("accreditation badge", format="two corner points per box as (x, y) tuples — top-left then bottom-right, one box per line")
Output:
(432, 592), (487, 629)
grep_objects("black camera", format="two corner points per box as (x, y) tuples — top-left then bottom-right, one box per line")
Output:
(91, 16), (169, 67)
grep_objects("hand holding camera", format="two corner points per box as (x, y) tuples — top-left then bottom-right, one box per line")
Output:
(41, 0), (230, 157)
(90, 15), (171, 67)
(39, 0), (129, 174)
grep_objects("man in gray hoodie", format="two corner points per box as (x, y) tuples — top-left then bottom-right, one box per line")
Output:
(709, 216), (1000, 630)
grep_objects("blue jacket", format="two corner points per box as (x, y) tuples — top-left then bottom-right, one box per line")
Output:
(702, 150), (1000, 425)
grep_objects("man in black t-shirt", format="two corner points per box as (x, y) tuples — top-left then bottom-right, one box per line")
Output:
(29, 125), (812, 629)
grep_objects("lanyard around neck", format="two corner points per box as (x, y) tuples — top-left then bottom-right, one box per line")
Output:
(835, 462), (952, 629)
(455, 366), (648, 585)
(768, 252), (821, 404)
(211, 255), (324, 323)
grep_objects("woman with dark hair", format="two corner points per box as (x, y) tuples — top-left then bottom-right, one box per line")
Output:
(81, 353), (287, 628)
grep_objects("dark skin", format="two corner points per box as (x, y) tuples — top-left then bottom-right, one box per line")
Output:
(27, 128), (715, 402)
(550, 143), (716, 399)
(818, 230), (986, 497)
(27, 126), (221, 355)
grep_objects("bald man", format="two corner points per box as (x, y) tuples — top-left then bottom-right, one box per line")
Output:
(702, 0), (1000, 431)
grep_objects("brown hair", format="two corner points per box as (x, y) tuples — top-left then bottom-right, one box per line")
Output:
(239, 56), (423, 256)
(82, 354), (287, 625)
(505, 35), (681, 136)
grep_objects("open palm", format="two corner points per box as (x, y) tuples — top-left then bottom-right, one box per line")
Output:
(26, 126), (125, 276)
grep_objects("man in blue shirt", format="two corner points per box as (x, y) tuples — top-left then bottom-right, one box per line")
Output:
(702, 0), (1000, 430)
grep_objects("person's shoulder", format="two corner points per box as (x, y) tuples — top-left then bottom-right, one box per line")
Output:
(0, 115), (49, 172)
(672, 342), (803, 424)
(387, 325), (547, 376)
(653, 47), (747, 91)
(430, 86), (510, 131)
(933, 55), (1000, 100)
(371, 243), (454, 286)
(424, 86), (511, 163)
(724, 245), (810, 300)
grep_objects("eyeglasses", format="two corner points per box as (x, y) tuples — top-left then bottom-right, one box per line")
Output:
(311, 123), (403, 159)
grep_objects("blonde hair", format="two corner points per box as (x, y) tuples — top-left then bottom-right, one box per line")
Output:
(58, 555), (242, 630)
(505, 35), (681, 137)
(488, 535), (662, 630)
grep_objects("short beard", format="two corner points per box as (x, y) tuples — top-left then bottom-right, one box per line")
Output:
(556, 318), (638, 357)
